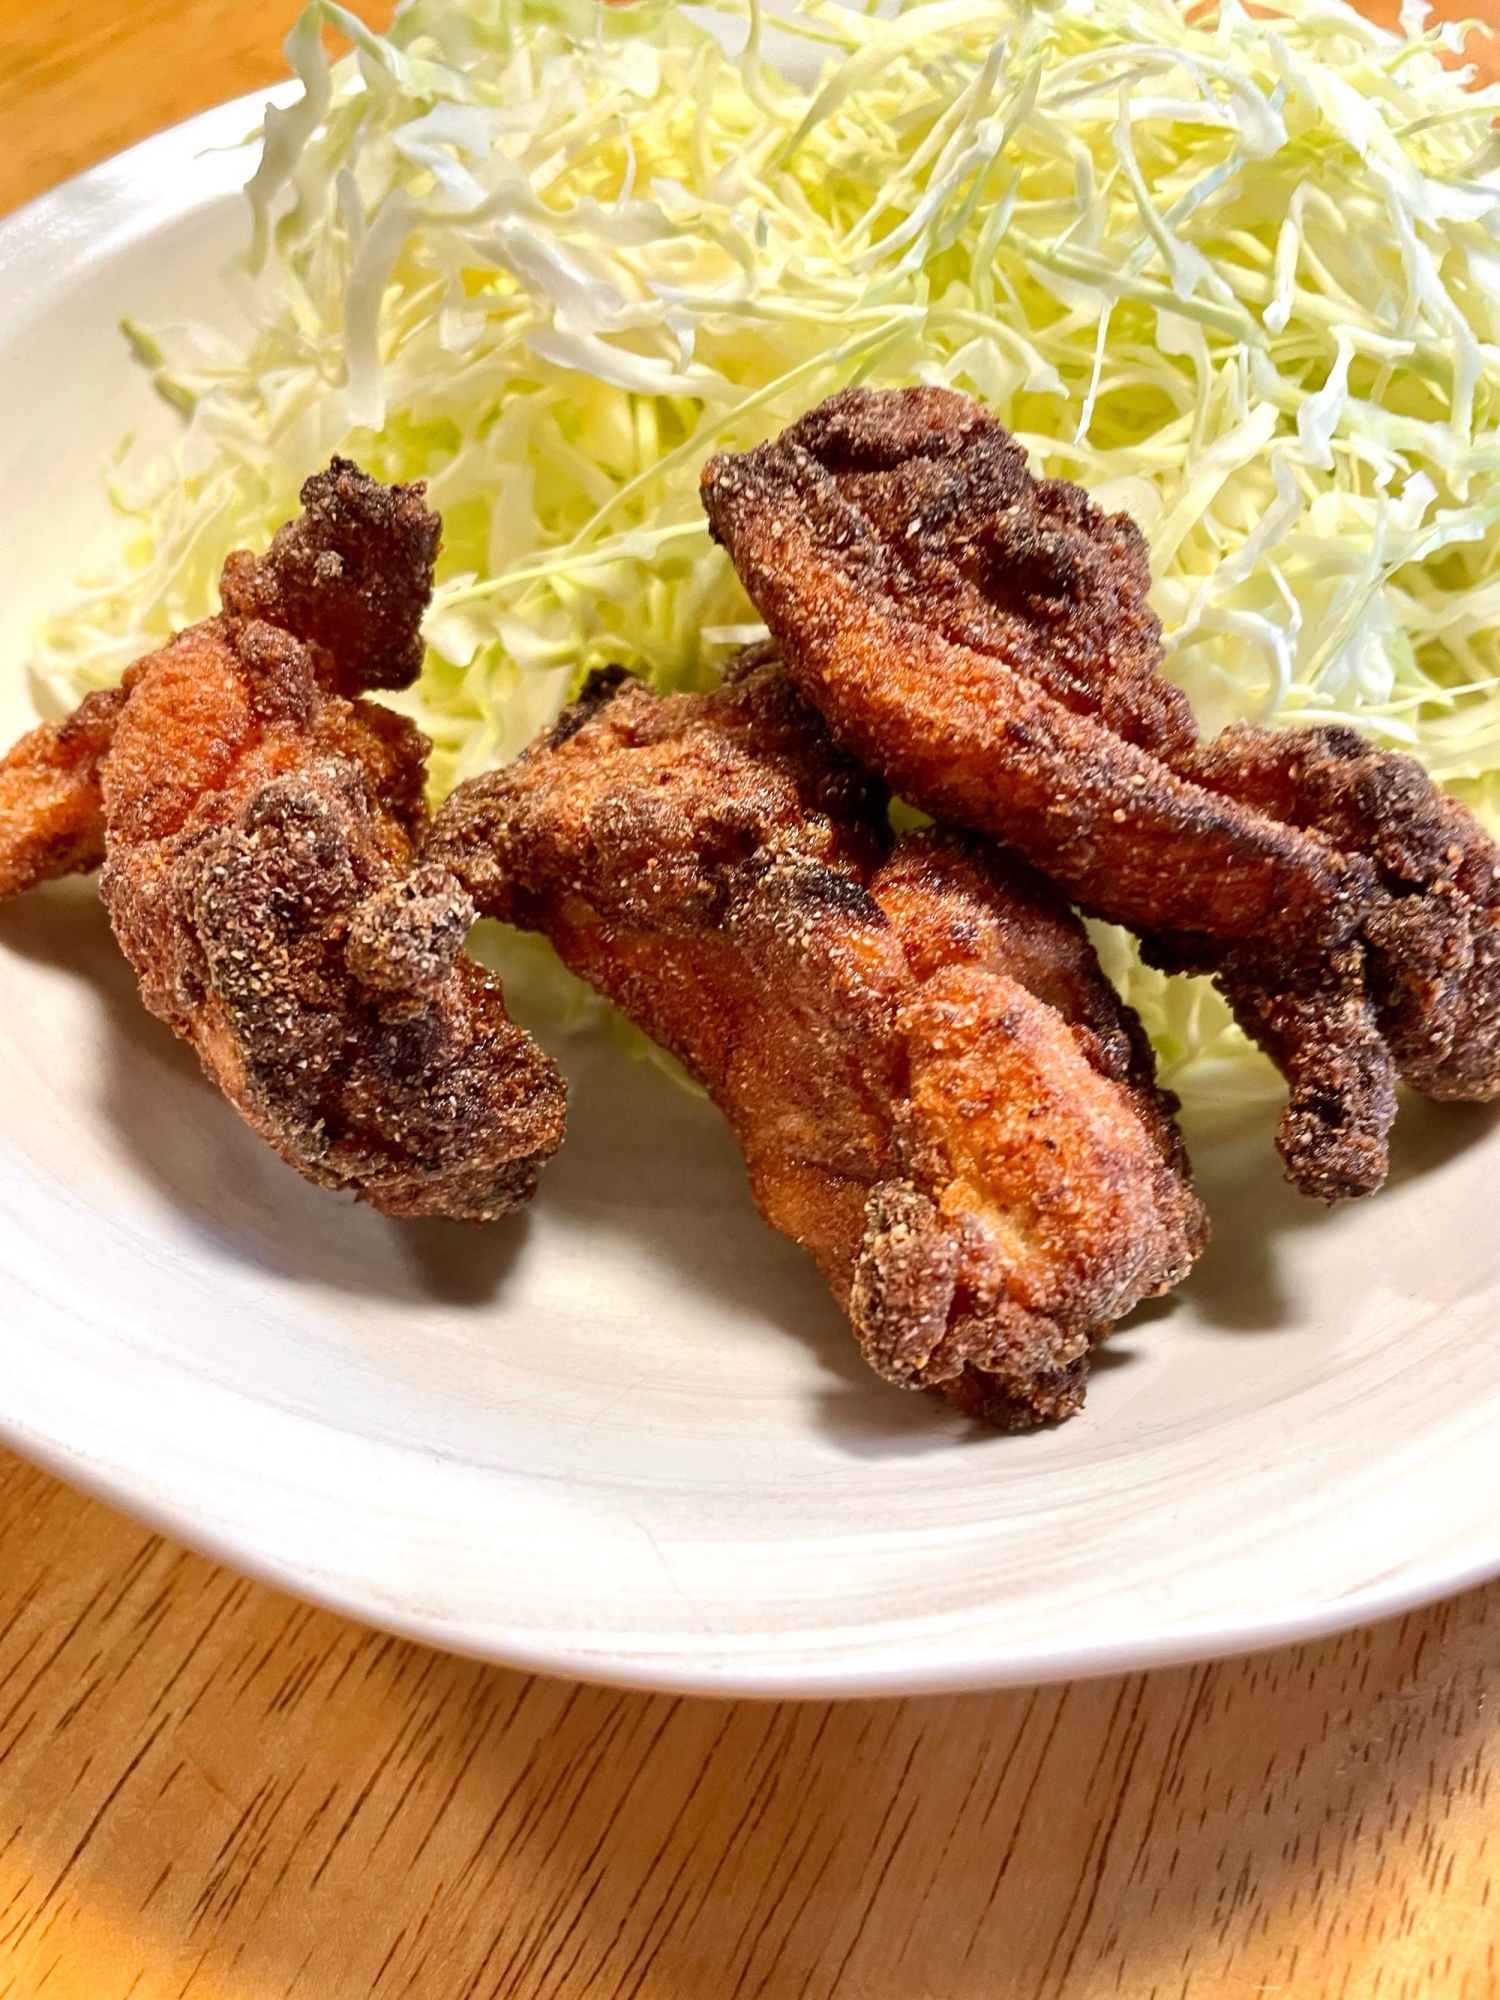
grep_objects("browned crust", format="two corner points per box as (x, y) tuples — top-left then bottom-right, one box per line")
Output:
(699, 387), (1471, 1199)
(218, 457), (441, 695)
(428, 654), (1206, 1429)
(1187, 722), (1500, 1101)
(0, 461), (566, 1221)
(0, 685), (126, 896)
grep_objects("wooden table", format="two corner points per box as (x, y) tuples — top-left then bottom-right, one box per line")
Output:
(5, 4), (1500, 1995)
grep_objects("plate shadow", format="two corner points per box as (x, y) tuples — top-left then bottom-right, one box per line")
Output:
(5, 874), (1495, 1429)
(1178, 1092), (1499, 1333)
(0, 878), (530, 1307)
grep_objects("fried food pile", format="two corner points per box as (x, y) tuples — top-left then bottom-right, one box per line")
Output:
(9, 396), (1487, 1429)
(702, 387), (1500, 1201)
(0, 461), (565, 1220)
(428, 651), (1206, 1428)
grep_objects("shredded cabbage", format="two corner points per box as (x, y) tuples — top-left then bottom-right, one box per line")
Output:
(34, 0), (1500, 1107)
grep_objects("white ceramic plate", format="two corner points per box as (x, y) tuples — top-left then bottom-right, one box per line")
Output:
(3, 93), (1500, 1698)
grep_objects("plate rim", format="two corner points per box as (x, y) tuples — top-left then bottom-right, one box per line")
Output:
(9, 1403), (1500, 1699)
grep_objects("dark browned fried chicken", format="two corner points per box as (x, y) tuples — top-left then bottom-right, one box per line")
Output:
(0, 459), (566, 1220)
(1186, 722), (1500, 1102)
(702, 387), (1500, 1199)
(427, 651), (1206, 1428)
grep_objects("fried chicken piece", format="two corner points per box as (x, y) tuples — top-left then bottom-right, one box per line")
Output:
(0, 686), (126, 896)
(700, 386), (1500, 1198)
(0, 460), (565, 1220)
(427, 653), (1206, 1428)
(864, 403), (1500, 1103)
(1185, 722), (1500, 1101)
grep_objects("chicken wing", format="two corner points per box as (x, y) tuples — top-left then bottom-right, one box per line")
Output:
(0, 460), (566, 1220)
(701, 387), (1500, 1198)
(427, 651), (1206, 1428)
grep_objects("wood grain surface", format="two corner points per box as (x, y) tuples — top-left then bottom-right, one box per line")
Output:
(6, 3), (1500, 1997)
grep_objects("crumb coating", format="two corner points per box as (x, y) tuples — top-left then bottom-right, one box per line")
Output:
(0, 460), (565, 1220)
(429, 653), (1206, 1428)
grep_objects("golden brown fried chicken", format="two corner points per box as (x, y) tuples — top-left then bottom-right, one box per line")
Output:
(0, 686), (126, 897)
(0, 460), (566, 1220)
(427, 652), (1206, 1428)
(702, 387), (1500, 1199)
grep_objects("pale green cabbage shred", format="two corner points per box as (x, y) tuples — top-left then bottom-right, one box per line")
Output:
(35, 0), (1500, 1108)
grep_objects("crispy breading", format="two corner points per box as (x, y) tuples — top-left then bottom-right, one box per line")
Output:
(217, 456), (439, 694)
(427, 654), (1206, 1428)
(0, 686), (126, 897)
(0, 461), (565, 1220)
(700, 386), (1500, 1198)
(1186, 722), (1500, 1100)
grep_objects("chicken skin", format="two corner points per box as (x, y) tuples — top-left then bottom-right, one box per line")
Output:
(427, 652), (1206, 1428)
(0, 460), (566, 1220)
(702, 387), (1500, 1199)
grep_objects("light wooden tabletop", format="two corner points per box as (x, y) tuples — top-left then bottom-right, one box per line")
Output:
(5, 4), (1500, 1997)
